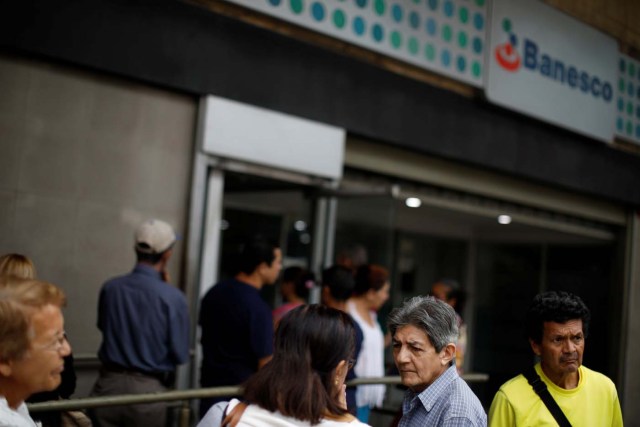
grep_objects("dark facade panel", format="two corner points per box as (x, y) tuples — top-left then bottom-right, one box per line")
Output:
(2, 0), (639, 206)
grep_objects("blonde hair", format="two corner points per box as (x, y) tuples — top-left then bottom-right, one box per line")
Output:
(0, 277), (66, 362)
(0, 253), (36, 279)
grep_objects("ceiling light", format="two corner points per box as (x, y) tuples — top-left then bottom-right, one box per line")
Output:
(498, 214), (512, 225)
(405, 197), (422, 208)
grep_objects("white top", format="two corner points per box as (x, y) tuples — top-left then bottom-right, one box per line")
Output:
(0, 398), (38, 427)
(198, 399), (371, 427)
(347, 302), (386, 408)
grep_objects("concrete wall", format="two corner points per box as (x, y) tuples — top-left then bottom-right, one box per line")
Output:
(0, 53), (196, 394)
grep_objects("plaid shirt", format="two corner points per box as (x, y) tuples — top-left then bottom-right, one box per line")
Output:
(398, 365), (487, 427)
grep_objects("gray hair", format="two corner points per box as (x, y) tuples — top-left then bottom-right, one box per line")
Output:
(388, 295), (458, 352)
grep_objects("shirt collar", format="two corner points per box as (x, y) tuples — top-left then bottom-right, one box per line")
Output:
(407, 364), (458, 413)
(133, 263), (162, 279)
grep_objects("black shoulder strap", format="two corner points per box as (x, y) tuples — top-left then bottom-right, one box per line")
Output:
(523, 366), (572, 427)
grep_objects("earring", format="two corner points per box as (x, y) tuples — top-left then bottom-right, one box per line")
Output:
(334, 379), (340, 386)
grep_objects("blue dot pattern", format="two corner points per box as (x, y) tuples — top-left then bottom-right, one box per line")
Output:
(220, 0), (488, 87)
(353, 16), (366, 36)
(372, 23), (384, 42)
(617, 54), (640, 145)
(392, 4), (403, 23)
(311, 2), (325, 21)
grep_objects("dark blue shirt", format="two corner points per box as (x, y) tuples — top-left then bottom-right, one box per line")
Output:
(97, 264), (190, 373)
(199, 278), (274, 387)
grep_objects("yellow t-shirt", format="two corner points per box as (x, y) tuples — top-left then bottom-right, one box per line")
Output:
(489, 363), (623, 427)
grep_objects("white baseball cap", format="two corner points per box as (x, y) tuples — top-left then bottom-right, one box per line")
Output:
(134, 219), (176, 254)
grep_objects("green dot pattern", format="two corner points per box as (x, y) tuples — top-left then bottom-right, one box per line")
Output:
(290, 0), (303, 14)
(616, 54), (640, 144)
(227, 0), (488, 87)
(391, 31), (402, 49)
(408, 37), (419, 55)
(333, 9), (346, 28)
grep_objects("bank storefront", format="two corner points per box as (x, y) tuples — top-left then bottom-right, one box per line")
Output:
(0, 0), (639, 422)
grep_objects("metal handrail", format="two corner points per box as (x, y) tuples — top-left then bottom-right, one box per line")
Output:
(27, 373), (489, 412)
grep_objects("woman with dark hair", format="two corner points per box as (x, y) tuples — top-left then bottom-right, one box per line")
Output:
(347, 264), (390, 423)
(199, 304), (369, 427)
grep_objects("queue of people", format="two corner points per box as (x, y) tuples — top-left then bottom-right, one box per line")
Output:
(0, 219), (625, 427)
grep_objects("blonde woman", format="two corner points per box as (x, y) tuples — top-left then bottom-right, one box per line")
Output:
(0, 253), (76, 427)
(0, 254), (36, 280)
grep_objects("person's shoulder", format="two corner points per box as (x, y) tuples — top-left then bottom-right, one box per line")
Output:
(497, 371), (529, 394)
(581, 365), (618, 390)
(101, 271), (130, 287)
(319, 416), (371, 427)
(449, 376), (486, 417)
(201, 279), (234, 300)
(158, 281), (188, 305)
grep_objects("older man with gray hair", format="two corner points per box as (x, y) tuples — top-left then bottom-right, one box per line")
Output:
(389, 296), (486, 427)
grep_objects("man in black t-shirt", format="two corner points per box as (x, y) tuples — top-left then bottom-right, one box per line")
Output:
(198, 235), (282, 419)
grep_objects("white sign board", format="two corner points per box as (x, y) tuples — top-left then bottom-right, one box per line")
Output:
(485, 0), (617, 142)
(200, 96), (345, 180)
(222, 0), (488, 87)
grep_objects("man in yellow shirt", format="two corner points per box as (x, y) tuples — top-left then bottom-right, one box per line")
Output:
(489, 291), (623, 426)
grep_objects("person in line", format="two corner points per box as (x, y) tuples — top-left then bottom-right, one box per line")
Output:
(198, 235), (282, 419)
(430, 278), (467, 374)
(0, 277), (72, 427)
(272, 266), (314, 325)
(336, 244), (368, 273)
(389, 295), (486, 427)
(90, 219), (190, 427)
(347, 264), (390, 423)
(321, 265), (364, 415)
(488, 290), (623, 426)
(198, 304), (370, 427)
(0, 254), (77, 427)
(0, 255), (37, 280)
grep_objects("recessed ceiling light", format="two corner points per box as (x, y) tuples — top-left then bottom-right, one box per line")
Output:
(498, 214), (512, 225)
(405, 197), (422, 208)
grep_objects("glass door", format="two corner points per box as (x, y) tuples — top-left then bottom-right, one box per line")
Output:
(218, 171), (316, 308)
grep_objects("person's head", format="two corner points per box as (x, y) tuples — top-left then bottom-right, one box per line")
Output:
(134, 219), (176, 265)
(0, 277), (71, 408)
(430, 278), (462, 306)
(281, 266), (314, 301)
(388, 295), (458, 393)
(235, 235), (282, 285)
(321, 265), (356, 308)
(243, 304), (355, 423)
(336, 243), (368, 270)
(0, 254), (36, 279)
(353, 264), (390, 310)
(526, 291), (590, 380)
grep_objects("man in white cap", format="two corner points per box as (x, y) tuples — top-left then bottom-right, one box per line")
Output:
(90, 219), (190, 427)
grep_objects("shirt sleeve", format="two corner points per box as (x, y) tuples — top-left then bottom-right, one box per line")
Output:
(168, 293), (191, 365)
(196, 400), (229, 427)
(249, 303), (274, 359)
(96, 286), (106, 331)
(610, 390), (623, 427)
(488, 389), (516, 427)
(442, 418), (481, 427)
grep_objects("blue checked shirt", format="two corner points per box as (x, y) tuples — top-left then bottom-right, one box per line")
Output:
(398, 365), (487, 427)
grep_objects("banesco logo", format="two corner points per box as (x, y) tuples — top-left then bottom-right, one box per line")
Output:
(494, 18), (613, 102)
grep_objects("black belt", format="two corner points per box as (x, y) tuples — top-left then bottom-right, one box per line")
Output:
(102, 364), (171, 385)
